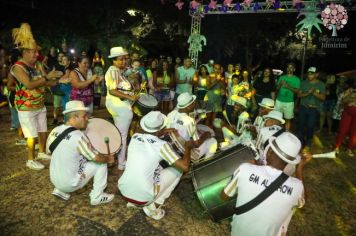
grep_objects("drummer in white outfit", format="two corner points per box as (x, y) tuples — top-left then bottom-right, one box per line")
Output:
(105, 47), (138, 170)
(221, 132), (311, 236)
(118, 111), (194, 220)
(167, 92), (217, 160)
(252, 98), (275, 135)
(47, 101), (115, 205)
(221, 96), (252, 149)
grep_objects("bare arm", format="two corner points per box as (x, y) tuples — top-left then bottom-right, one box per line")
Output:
(108, 89), (138, 101)
(6, 73), (16, 91)
(93, 154), (115, 164)
(12, 65), (46, 89)
(70, 70), (96, 89)
(172, 140), (194, 173)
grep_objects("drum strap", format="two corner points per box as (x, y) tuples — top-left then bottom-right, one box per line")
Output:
(49, 127), (77, 154)
(234, 172), (289, 215)
(262, 128), (285, 150)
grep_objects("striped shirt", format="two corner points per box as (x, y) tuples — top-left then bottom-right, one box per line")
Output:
(118, 133), (181, 202)
(167, 109), (199, 141)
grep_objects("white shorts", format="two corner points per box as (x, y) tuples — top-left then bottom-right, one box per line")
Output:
(274, 100), (295, 119)
(18, 107), (47, 138)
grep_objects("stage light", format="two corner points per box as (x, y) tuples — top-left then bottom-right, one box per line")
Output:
(127, 9), (139, 16)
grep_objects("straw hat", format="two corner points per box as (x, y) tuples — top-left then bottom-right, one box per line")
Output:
(108, 47), (128, 58)
(140, 111), (168, 133)
(63, 101), (89, 115)
(268, 132), (301, 165)
(177, 92), (197, 109)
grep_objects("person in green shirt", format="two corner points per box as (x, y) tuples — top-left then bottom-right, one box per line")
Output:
(297, 67), (326, 147)
(275, 63), (301, 131)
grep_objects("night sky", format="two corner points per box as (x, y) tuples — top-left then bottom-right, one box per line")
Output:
(1, 0), (355, 73)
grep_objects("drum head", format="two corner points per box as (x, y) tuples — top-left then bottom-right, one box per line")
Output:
(85, 118), (122, 155)
(138, 93), (158, 108)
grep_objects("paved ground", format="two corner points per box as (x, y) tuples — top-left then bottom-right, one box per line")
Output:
(0, 105), (355, 236)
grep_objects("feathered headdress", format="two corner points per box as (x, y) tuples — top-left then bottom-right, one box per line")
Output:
(12, 23), (40, 50)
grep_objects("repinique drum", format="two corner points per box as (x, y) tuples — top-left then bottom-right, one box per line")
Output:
(162, 133), (200, 161)
(191, 144), (255, 222)
(85, 118), (122, 155)
(132, 93), (158, 117)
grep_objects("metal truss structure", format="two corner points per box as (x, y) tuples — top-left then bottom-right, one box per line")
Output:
(188, 0), (354, 68)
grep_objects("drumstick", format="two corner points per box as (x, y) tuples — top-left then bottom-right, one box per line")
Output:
(104, 137), (110, 154)
(222, 110), (233, 127)
(130, 81), (147, 107)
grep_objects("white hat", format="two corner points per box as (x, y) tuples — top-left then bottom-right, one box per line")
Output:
(108, 47), (128, 58)
(177, 92), (197, 109)
(231, 95), (247, 108)
(63, 100), (89, 114)
(263, 110), (285, 124)
(140, 111), (168, 133)
(268, 132), (301, 165)
(307, 67), (317, 73)
(258, 98), (274, 109)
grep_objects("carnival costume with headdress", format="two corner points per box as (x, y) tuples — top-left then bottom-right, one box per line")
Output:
(11, 23), (45, 111)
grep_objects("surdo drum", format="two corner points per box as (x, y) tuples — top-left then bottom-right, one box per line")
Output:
(191, 144), (256, 222)
(132, 93), (158, 117)
(85, 118), (122, 155)
(166, 132), (200, 161)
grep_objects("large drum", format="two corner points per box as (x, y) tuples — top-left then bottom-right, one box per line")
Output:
(191, 144), (256, 222)
(132, 93), (158, 117)
(85, 118), (122, 155)
(166, 132), (200, 161)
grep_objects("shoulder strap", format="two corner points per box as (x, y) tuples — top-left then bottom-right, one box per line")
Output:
(49, 127), (77, 153)
(234, 172), (289, 215)
(263, 127), (285, 150)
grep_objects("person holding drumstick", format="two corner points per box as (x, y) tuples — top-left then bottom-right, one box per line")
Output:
(221, 132), (312, 236)
(105, 47), (138, 171)
(118, 111), (194, 220)
(167, 92), (217, 160)
(47, 100), (115, 205)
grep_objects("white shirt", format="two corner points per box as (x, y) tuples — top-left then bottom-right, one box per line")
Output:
(118, 133), (181, 202)
(256, 125), (282, 163)
(167, 109), (199, 141)
(105, 65), (133, 104)
(224, 163), (304, 236)
(253, 115), (264, 134)
(47, 124), (98, 192)
(176, 66), (195, 95)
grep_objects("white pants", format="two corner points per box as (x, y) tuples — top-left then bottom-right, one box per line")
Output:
(153, 167), (182, 205)
(53, 162), (108, 200)
(197, 137), (218, 158)
(195, 124), (217, 158)
(18, 107), (47, 138)
(222, 127), (252, 144)
(106, 100), (133, 168)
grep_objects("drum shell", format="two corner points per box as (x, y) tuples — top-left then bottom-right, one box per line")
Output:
(133, 94), (158, 117)
(191, 144), (255, 222)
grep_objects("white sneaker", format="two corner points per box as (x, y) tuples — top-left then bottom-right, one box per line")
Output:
(36, 152), (51, 161)
(26, 160), (44, 170)
(90, 193), (114, 205)
(143, 203), (165, 220)
(52, 188), (71, 200)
